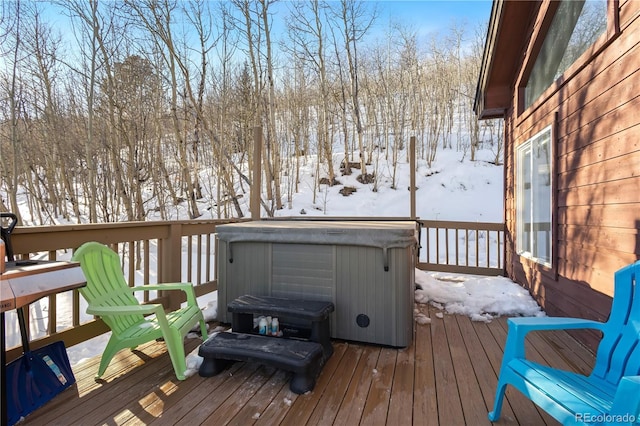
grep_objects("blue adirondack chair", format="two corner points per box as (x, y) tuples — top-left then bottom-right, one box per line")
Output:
(489, 261), (640, 425)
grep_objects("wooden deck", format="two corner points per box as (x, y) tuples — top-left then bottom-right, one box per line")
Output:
(21, 304), (596, 425)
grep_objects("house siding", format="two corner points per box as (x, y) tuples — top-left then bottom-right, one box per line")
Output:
(503, 0), (640, 351)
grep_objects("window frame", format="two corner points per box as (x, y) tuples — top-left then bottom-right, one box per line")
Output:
(516, 125), (554, 268)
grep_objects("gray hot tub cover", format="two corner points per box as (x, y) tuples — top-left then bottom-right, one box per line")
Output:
(216, 220), (418, 270)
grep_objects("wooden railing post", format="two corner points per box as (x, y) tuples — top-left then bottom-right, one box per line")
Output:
(410, 135), (416, 220)
(162, 223), (183, 310)
(251, 127), (262, 220)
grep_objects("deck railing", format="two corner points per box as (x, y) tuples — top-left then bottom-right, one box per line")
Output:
(3, 218), (504, 361)
(416, 220), (506, 276)
(3, 218), (248, 362)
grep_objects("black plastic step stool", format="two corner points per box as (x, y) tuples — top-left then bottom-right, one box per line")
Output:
(227, 295), (334, 362)
(198, 331), (323, 394)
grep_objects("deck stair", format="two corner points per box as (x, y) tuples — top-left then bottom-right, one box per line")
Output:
(199, 295), (335, 394)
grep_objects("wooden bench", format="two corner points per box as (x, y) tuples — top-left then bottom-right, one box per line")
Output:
(198, 332), (323, 394)
(227, 294), (334, 362)
(489, 261), (640, 425)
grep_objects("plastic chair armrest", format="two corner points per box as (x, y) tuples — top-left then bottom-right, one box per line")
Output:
(508, 316), (606, 333)
(86, 303), (163, 317)
(503, 317), (606, 362)
(131, 283), (198, 305)
(132, 283), (193, 292)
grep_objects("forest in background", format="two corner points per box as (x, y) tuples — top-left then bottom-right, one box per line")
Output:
(0, 0), (502, 225)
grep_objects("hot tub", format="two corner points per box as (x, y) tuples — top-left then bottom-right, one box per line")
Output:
(216, 220), (417, 347)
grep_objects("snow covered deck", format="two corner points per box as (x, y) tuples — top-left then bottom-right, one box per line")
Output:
(22, 304), (593, 425)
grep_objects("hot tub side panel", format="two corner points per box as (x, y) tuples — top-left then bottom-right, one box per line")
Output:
(334, 244), (414, 347)
(271, 243), (335, 301)
(217, 240), (271, 323)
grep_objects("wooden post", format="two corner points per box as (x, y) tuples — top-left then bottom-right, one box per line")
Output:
(410, 135), (416, 220)
(251, 127), (262, 220)
(162, 223), (183, 310)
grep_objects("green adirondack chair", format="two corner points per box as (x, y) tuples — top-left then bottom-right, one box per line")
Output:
(72, 241), (208, 380)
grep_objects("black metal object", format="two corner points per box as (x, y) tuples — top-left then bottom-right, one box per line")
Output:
(0, 212), (18, 261)
(1, 212), (18, 426)
(1, 212), (76, 425)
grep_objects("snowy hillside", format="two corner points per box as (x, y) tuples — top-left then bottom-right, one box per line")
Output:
(275, 147), (504, 222)
(138, 144), (505, 224)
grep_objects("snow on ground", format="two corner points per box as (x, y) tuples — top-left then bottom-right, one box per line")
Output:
(414, 269), (544, 323)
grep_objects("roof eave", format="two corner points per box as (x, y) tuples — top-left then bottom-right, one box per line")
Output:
(474, 1), (539, 120)
(474, 0), (506, 119)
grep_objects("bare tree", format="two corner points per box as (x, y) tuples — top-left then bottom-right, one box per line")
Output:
(0, 0), (25, 221)
(20, 3), (68, 223)
(333, 0), (376, 173)
(286, 0), (337, 189)
(125, 0), (211, 219)
(258, 0), (283, 210)
(1, 1), (495, 225)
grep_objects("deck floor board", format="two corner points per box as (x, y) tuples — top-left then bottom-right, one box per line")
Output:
(18, 306), (595, 425)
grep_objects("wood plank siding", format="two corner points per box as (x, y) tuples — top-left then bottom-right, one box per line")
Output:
(20, 308), (596, 425)
(476, 0), (640, 352)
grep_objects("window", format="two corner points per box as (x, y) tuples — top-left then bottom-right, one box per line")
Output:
(524, 0), (607, 109)
(516, 126), (552, 266)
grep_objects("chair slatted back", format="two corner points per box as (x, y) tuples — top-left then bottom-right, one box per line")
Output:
(592, 261), (640, 384)
(73, 242), (145, 334)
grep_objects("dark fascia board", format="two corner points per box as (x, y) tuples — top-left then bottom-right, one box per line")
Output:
(474, 0), (505, 118)
(474, 0), (539, 119)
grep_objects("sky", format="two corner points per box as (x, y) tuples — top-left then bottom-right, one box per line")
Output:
(274, 0), (494, 48)
(37, 1), (494, 31)
(29, 0), (493, 61)
(376, 0), (492, 31)
(3, 143), (545, 378)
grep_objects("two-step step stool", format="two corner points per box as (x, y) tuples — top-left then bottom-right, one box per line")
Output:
(198, 295), (334, 394)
